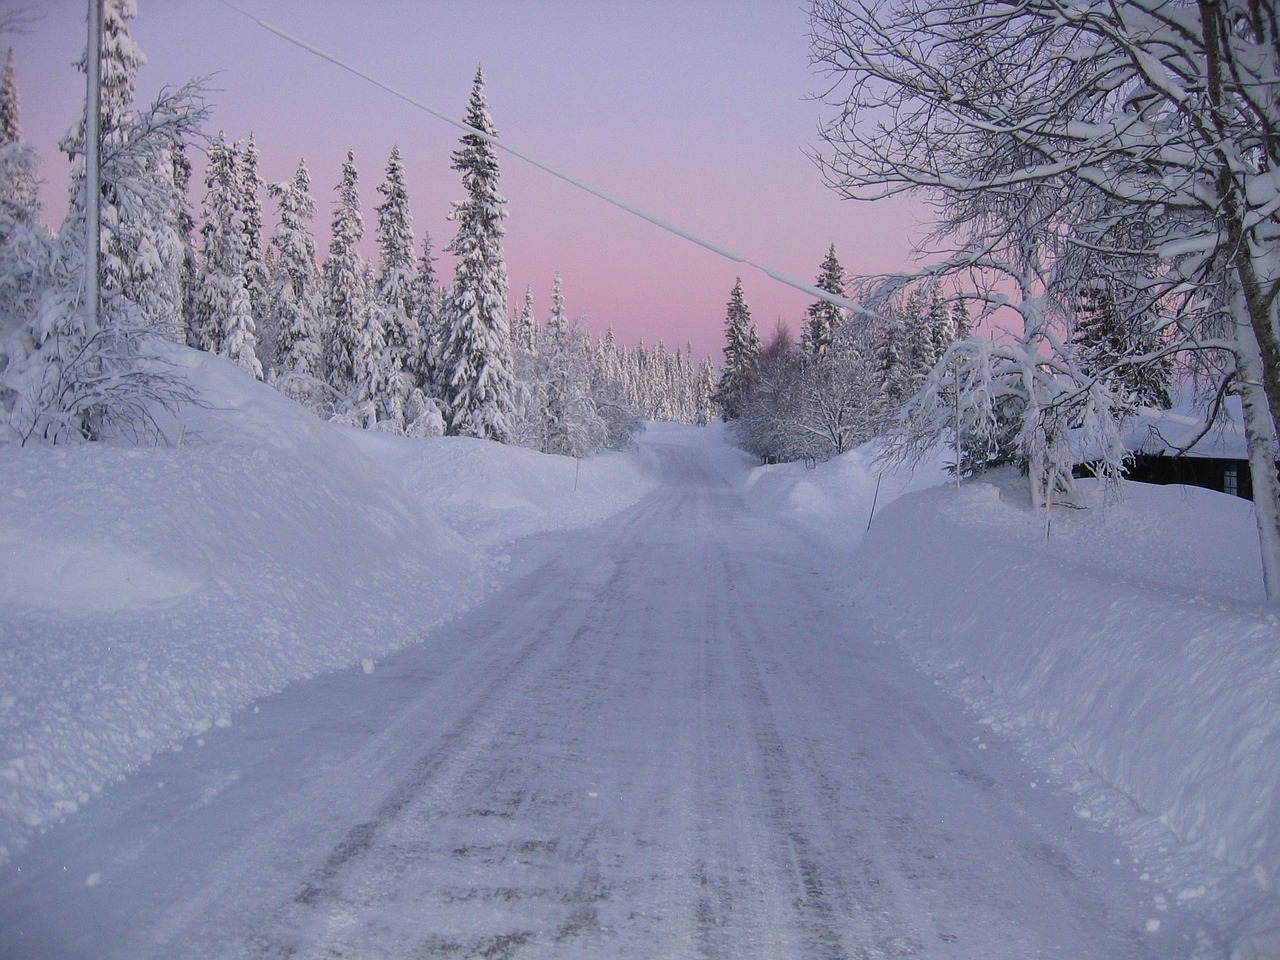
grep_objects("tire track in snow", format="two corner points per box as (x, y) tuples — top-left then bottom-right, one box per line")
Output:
(0, 435), (1192, 960)
(242, 522), (640, 956)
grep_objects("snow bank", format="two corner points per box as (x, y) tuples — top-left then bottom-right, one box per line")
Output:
(0, 345), (655, 863)
(742, 439), (949, 548)
(855, 473), (1279, 881)
(347, 425), (658, 550)
(749, 446), (1280, 953)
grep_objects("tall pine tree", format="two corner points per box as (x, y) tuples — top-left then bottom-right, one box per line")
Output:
(374, 145), (418, 419)
(411, 232), (440, 392)
(195, 134), (261, 378)
(437, 68), (514, 441)
(716, 278), (761, 420)
(322, 150), (368, 398)
(238, 133), (269, 359)
(803, 244), (848, 362)
(0, 48), (50, 335)
(267, 159), (324, 388)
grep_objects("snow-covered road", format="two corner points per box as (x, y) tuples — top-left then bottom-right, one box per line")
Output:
(0, 430), (1199, 958)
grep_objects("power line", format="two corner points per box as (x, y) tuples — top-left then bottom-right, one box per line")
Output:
(213, 0), (869, 317)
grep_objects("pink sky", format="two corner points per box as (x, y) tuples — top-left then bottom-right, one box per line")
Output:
(8, 0), (924, 362)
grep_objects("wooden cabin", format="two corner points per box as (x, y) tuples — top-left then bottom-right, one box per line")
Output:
(1076, 401), (1271, 502)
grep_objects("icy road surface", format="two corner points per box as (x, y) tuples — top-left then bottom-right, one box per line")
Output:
(0, 430), (1199, 958)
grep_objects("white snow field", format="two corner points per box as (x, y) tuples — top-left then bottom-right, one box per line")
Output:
(1, 346), (1277, 957)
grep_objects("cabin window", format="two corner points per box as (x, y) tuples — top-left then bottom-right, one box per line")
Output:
(1224, 465), (1239, 497)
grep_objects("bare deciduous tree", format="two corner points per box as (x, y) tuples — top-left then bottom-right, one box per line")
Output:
(811, 0), (1280, 599)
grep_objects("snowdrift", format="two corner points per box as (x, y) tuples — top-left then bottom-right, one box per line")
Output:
(749, 448), (1280, 951)
(0, 345), (656, 863)
(855, 474), (1278, 881)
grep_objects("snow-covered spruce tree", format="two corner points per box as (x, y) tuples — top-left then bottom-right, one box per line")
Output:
(874, 300), (911, 406)
(803, 244), (848, 362)
(322, 150), (368, 399)
(2, 4), (206, 443)
(537, 274), (604, 456)
(590, 325), (621, 405)
(410, 232), (440, 393)
(951, 299), (971, 342)
(343, 293), (394, 430)
(168, 138), (199, 343)
(694, 356), (719, 425)
(195, 135), (261, 378)
(898, 286), (936, 389)
(583, 325), (643, 448)
(537, 271), (568, 453)
(124, 133), (187, 342)
(925, 283), (956, 370)
(512, 283), (537, 352)
(715, 278), (761, 420)
(0, 48), (17, 141)
(373, 145), (419, 423)
(507, 284), (542, 448)
(238, 133), (270, 363)
(437, 68), (515, 441)
(266, 159), (327, 405)
(1061, 221), (1174, 412)
(0, 48), (52, 339)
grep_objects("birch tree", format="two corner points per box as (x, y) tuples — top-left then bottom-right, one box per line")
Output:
(811, 0), (1280, 598)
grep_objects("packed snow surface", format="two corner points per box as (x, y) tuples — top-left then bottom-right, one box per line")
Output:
(1, 347), (1277, 957)
(0, 345), (657, 865)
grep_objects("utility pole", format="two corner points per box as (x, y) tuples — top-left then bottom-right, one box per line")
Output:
(84, 0), (101, 332)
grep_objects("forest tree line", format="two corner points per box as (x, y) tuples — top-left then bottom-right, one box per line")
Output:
(0, 1), (715, 455)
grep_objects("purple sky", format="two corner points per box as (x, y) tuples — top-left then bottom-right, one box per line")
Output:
(7, 0), (923, 361)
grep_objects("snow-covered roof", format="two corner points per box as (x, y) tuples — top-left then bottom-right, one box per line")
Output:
(1121, 398), (1249, 461)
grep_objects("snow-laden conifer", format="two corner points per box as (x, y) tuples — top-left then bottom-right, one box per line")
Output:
(0, 48), (51, 336)
(876, 306), (909, 405)
(694, 357), (719, 425)
(322, 151), (367, 398)
(168, 138), (199, 342)
(2, 2), (205, 442)
(437, 68), (515, 441)
(238, 133), (270, 360)
(513, 284), (537, 352)
(267, 160), (325, 397)
(507, 284), (542, 448)
(715, 278), (760, 420)
(0, 47), (18, 145)
(195, 135), (261, 378)
(538, 273), (603, 456)
(373, 145), (418, 419)
(409, 233), (440, 393)
(803, 244), (848, 362)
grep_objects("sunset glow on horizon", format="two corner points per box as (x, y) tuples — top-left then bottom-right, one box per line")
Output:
(8, 0), (922, 362)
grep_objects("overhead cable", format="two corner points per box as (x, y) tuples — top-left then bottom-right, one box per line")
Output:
(214, 0), (868, 316)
